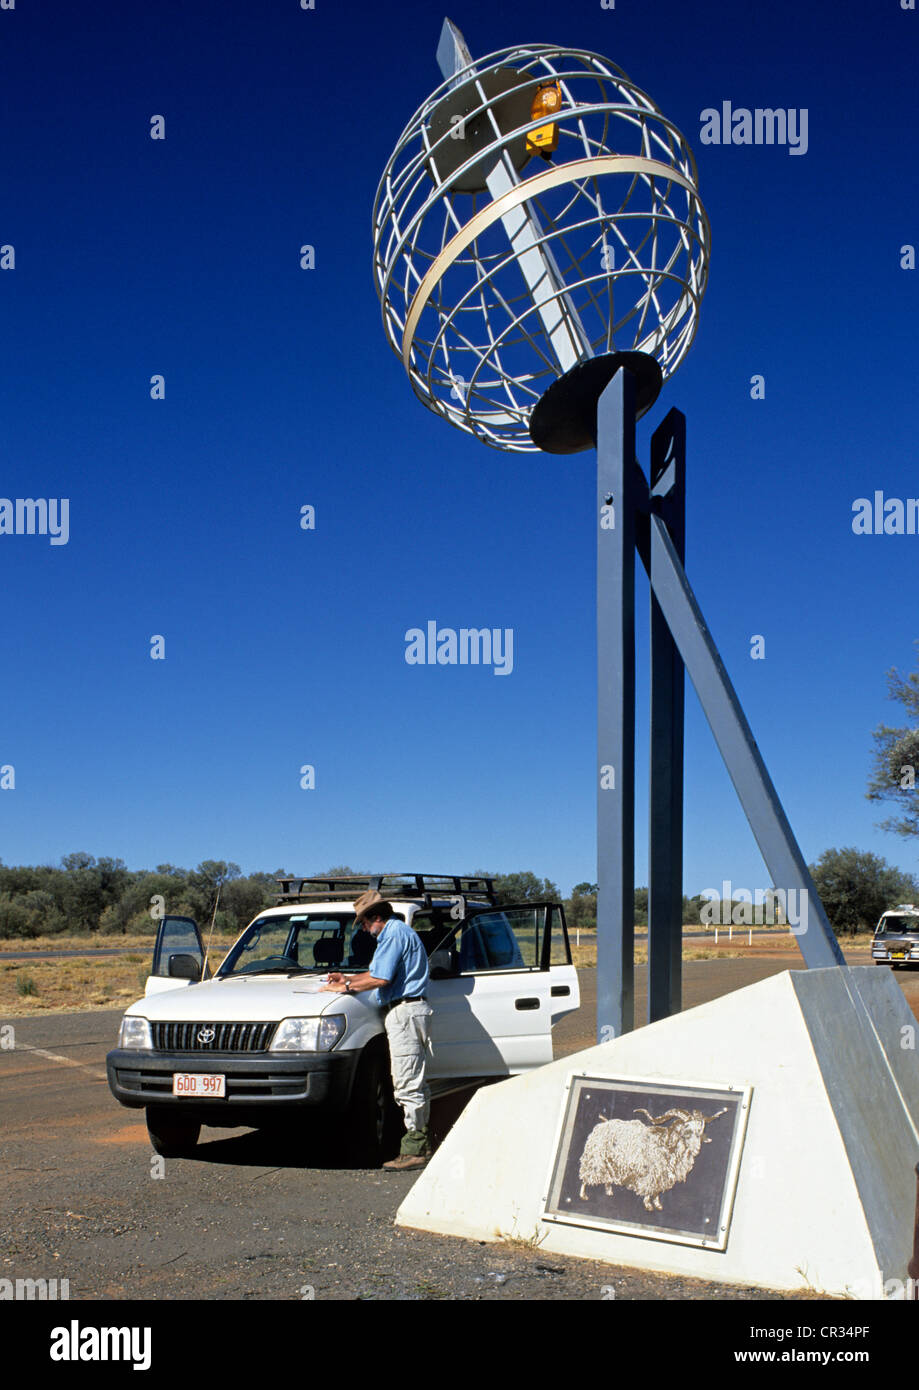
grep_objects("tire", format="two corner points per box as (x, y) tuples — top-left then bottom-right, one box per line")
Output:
(146, 1106), (201, 1158)
(344, 1049), (399, 1167)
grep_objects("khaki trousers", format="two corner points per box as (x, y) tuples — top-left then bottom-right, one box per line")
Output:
(383, 999), (432, 1136)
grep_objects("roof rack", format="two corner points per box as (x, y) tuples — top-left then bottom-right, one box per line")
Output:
(275, 873), (497, 908)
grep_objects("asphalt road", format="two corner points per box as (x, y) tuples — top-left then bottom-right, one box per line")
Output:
(1, 956), (912, 1302)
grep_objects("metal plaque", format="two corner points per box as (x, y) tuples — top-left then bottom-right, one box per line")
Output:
(542, 1073), (752, 1250)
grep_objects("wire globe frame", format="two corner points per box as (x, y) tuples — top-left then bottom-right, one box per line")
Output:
(373, 42), (711, 452)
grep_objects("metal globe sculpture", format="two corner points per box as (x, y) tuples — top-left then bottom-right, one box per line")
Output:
(373, 28), (711, 452)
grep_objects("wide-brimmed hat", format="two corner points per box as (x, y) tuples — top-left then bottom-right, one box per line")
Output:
(353, 889), (385, 926)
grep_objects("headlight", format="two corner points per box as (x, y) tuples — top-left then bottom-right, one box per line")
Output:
(270, 1015), (345, 1052)
(118, 1015), (153, 1049)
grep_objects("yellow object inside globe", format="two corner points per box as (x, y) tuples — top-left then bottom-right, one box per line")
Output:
(526, 81), (561, 153)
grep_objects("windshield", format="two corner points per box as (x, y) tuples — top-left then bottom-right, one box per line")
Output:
(219, 914), (372, 976)
(876, 915), (919, 937)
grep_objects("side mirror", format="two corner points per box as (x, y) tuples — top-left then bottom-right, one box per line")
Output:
(168, 953), (202, 981)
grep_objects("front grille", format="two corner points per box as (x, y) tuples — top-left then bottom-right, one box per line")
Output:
(152, 1021), (276, 1052)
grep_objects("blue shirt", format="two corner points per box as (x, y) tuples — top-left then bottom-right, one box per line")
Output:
(368, 918), (429, 1006)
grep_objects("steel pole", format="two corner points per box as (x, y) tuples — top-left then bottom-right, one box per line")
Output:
(596, 368), (637, 1039)
(648, 409), (686, 1022)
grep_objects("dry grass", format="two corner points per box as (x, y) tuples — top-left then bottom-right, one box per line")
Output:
(1, 954), (152, 1014)
(569, 927), (878, 969)
(0, 935), (238, 1017)
(0, 932), (237, 955)
(0, 933), (157, 954)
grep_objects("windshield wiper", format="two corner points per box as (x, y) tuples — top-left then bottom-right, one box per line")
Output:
(223, 965), (311, 977)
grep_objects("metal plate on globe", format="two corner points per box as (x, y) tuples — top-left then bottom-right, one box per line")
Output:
(542, 1074), (752, 1249)
(425, 67), (533, 192)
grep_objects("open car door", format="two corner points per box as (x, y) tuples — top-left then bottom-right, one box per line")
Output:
(422, 901), (579, 1080)
(145, 915), (209, 996)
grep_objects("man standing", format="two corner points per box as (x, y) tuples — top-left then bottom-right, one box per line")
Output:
(321, 890), (432, 1170)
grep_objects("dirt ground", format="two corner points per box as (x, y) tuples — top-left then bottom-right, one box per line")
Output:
(2, 936), (916, 1307)
(0, 980), (833, 1304)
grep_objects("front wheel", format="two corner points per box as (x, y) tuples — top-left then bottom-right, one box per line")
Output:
(343, 1050), (399, 1167)
(146, 1106), (201, 1157)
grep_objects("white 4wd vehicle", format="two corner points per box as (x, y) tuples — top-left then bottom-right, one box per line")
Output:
(871, 903), (919, 969)
(106, 874), (579, 1163)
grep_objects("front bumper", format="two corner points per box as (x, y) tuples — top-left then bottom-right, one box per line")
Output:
(872, 942), (919, 964)
(106, 1047), (360, 1121)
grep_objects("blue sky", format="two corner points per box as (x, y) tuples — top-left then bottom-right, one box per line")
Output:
(1, 0), (918, 898)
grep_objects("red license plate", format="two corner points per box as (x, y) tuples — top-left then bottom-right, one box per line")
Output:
(172, 1072), (225, 1097)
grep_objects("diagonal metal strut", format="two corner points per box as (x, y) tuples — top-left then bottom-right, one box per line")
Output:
(640, 509), (845, 972)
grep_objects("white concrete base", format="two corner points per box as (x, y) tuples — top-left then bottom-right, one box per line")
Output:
(397, 966), (919, 1297)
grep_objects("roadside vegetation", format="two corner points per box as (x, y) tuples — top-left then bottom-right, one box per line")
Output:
(0, 852), (914, 948)
(0, 852), (910, 1021)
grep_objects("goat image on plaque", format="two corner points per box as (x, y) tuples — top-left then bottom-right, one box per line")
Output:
(542, 1075), (752, 1250)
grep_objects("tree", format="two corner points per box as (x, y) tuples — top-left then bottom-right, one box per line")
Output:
(61, 851), (96, 874)
(478, 871), (560, 904)
(221, 874), (277, 930)
(683, 893), (707, 924)
(808, 847), (918, 936)
(187, 861), (242, 926)
(563, 885), (655, 929)
(566, 884), (597, 930)
(58, 852), (112, 932)
(867, 648), (919, 839)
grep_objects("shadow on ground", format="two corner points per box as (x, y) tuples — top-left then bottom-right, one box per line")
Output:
(177, 1082), (490, 1170)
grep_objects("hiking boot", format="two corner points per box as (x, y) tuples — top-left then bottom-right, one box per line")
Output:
(382, 1152), (430, 1171)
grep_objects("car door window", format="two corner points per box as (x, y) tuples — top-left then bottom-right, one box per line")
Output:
(542, 902), (573, 966)
(413, 904), (557, 974)
(458, 907), (544, 972)
(151, 915), (207, 980)
(408, 912), (457, 975)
